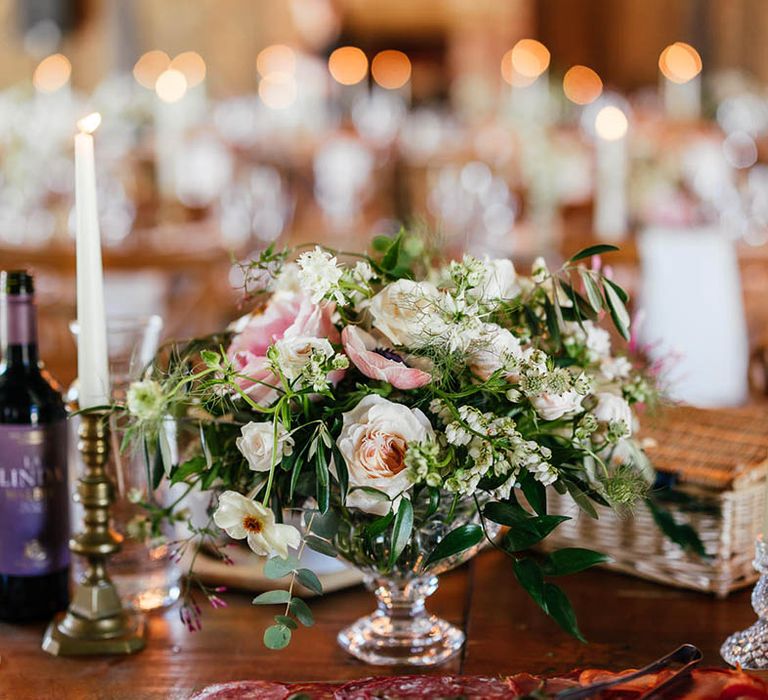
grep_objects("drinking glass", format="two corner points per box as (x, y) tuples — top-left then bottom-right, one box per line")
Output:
(68, 314), (181, 611)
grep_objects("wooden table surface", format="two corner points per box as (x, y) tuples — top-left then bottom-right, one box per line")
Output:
(0, 550), (755, 700)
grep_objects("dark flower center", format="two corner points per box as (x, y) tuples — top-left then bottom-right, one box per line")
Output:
(374, 347), (405, 364)
(243, 515), (263, 533)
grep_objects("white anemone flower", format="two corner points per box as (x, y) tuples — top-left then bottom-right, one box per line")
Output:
(213, 491), (300, 558)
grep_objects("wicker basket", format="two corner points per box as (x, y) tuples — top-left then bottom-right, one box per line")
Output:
(541, 405), (768, 597)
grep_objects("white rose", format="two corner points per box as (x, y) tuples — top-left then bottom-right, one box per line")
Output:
(593, 392), (633, 435)
(467, 324), (522, 380)
(236, 421), (294, 472)
(273, 335), (334, 380)
(369, 279), (441, 347)
(531, 390), (584, 421)
(336, 394), (434, 515)
(479, 258), (519, 301)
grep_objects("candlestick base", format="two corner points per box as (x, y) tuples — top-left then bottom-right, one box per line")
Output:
(42, 411), (146, 656)
(721, 537), (768, 669)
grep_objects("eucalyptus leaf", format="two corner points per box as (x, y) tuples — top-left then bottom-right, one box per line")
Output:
(424, 524), (484, 567)
(304, 535), (338, 558)
(569, 244), (619, 262)
(263, 555), (300, 580)
(263, 623), (292, 649)
(274, 614), (298, 630)
(296, 568), (323, 595)
(389, 498), (414, 568)
(253, 589), (292, 605)
(542, 548), (611, 576)
(289, 597), (315, 627)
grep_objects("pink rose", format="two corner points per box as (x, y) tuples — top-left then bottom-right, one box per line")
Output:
(226, 293), (341, 404)
(342, 325), (431, 390)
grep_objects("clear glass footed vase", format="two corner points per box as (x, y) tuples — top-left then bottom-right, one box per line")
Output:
(332, 493), (500, 666)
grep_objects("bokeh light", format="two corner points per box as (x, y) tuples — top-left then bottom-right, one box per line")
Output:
(259, 72), (297, 109)
(133, 50), (171, 89)
(595, 105), (628, 140)
(659, 42), (702, 84)
(170, 51), (206, 87)
(328, 46), (368, 86)
(256, 44), (296, 77)
(155, 69), (188, 103)
(371, 50), (411, 90)
(563, 65), (603, 105)
(501, 40), (550, 87)
(32, 53), (71, 93)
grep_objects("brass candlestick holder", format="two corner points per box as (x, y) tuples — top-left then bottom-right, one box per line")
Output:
(42, 411), (145, 655)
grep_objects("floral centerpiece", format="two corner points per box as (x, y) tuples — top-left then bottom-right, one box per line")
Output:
(121, 232), (657, 665)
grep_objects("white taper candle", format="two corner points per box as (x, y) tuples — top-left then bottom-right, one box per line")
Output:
(74, 112), (110, 408)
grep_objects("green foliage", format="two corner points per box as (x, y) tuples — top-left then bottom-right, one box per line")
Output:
(264, 623), (292, 649)
(541, 548), (612, 576)
(389, 498), (414, 568)
(569, 244), (619, 261)
(296, 569), (323, 595)
(253, 590), (292, 605)
(646, 498), (708, 558)
(289, 597), (314, 627)
(424, 524), (484, 567)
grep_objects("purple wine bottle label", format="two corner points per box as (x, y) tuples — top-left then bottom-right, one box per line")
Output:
(1, 292), (36, 346)
(0, 421), (69, 575)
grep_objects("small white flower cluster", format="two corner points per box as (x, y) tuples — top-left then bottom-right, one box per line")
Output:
(269, 336), (349, 392)
(296, 246), (344, 305)
(436, 404), (557, 495)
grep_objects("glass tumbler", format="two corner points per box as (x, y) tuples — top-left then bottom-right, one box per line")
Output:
(68, 315), (181, 611)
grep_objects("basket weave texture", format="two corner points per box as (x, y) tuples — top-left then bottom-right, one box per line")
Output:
(542, 405), (768, 597)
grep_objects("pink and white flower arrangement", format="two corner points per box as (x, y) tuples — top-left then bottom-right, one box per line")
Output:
(122, 233), (660, 651)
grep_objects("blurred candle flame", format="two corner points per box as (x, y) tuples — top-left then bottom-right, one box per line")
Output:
(77, 112), (102, 134)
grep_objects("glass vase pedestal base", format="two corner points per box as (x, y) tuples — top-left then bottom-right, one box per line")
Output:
(337, 575), (464, 666)
(722, 537), (768, 669)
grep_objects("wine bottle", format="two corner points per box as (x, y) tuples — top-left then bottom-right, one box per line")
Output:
(0, 270), (69, 622)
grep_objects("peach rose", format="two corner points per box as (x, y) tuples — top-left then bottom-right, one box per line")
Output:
(335, 395), (434, 515)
